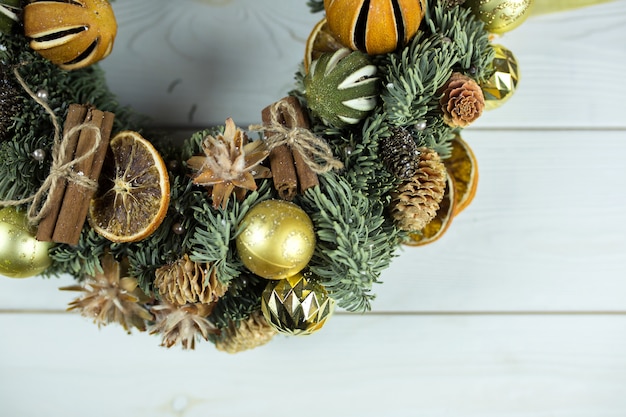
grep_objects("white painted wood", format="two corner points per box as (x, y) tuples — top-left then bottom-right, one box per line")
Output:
(2, 2), (626, 415)
(1, 314), (626, 417)
(98, 0), (626, 128)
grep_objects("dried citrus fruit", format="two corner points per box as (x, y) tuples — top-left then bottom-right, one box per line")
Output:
(404, 174), (456, 246)
(445, 135), (478, 215)
(88, 131), (170, 243)
(304, 18), (344, 73)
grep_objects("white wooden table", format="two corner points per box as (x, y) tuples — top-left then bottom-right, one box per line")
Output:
(2, 1), (626, 416)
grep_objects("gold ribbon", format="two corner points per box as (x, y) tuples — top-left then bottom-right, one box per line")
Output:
(0, 67), (101, 225)
(249, 101), (343, 174)
(530, 0), (616, 15)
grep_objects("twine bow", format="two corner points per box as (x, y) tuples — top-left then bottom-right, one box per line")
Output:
(250, 101), (343, 173)
(0, 67), (101, 225)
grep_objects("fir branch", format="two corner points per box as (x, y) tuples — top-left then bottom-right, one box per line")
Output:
(49, 229), (110, 278)
(207, 274), (265, 331)
(298, 172), (400, 312)
(306, 0), (324, 13)
(426, 3), (495, 82)
(380, 32), (457, 127)
(188, 180), (274, 286)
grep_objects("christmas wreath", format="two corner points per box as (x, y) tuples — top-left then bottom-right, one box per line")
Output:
(0, 0), (529, 352)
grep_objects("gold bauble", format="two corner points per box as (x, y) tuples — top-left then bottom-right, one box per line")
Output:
(481, 44), (520, 110)
(236, 200), (315, 280)
(465, 0), (533, 34)
(261, 272), (334, 336)
(0, 207), (52, 278)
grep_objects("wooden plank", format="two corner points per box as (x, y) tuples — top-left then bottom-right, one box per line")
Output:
(99, 0), (626, 128)
(2, 130), (624, 312)
(1, 314), (626, 416)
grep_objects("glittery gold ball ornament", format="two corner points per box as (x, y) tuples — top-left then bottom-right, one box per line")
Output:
(481, 44), (520, 110)
(0, 207), (52, 278)
(236, 200), (316, 280)
(261, 272), (334, 336)
(465, 0), (533, 34)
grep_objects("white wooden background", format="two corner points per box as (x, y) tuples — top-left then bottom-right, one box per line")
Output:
(2, 1), (626, 416)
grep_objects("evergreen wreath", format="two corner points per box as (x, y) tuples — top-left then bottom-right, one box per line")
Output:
(0, 0), (529, 352)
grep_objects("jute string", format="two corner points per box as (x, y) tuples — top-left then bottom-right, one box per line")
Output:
(249, 101), (343, 173)
(0, 67), (101, 225)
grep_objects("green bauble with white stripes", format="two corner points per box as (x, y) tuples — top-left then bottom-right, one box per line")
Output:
(304, 48), (380, 128)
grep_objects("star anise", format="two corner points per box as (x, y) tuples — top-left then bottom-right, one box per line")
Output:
(187, 118), (271, 209)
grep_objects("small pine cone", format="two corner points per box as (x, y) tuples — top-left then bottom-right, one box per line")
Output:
(0, 65), (22, 140)
(215, 311), (278, 354)
(439, 72), (484, 128)
(154, 254), (227, 306)
(379, 127), (421, 180)
(149, 302), (218, 350)
(390, 147), (447, 231)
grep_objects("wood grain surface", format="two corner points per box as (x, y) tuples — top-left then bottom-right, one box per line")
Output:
(1, 1), (625, 416)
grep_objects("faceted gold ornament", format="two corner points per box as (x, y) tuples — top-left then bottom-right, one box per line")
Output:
(465, 0), (533, 34)
(0, 207), (52, 278)
(23, 0), (117, 70)
(481, 44), (520, 110)
(236, 200), (315, 280)
(261, 272), (334, 336)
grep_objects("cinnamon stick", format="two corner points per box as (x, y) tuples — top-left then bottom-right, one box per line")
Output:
(268, 144), (298, 201)
(36, 104), (88, 242)
(280, 97), (319, 192)
(52, 108), (114, 245)
(65, 111), (114, 244)
(262, 104), (298, 201)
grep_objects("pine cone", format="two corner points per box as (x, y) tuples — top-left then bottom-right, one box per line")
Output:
(0, 65), (22, 141)
(380, 127), (421, 180)
(439, 72), (484, 128)
(215, 311), (277, 354)
(149, 302), (218, 350)
(390, 148), (447, 231)
(154, 254), (227, 306)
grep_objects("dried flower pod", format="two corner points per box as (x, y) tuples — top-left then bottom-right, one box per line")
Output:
(390, 147), (447, 231)
(187, 118), (271, 209)
(62, 254), (153, 333)
(154, 255), (228, 306)
(439, 72), (485, 128)
(215, 311), (278, 354)
(149, 302), (218, 350)
(23, 0), (117, 70)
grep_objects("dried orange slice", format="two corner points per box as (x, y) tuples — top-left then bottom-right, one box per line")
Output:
(304, 18), (344, 73)
(445, 135), (479, 216)
(404, 174), (456, 246)
(88, 131), (170, 243)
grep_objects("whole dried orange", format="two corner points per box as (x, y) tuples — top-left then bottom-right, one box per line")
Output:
(304, 18), (344, 73)
(88, 131), (170, 243)
(445, 135), (478, 216)
(404, 174), (456, 246)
